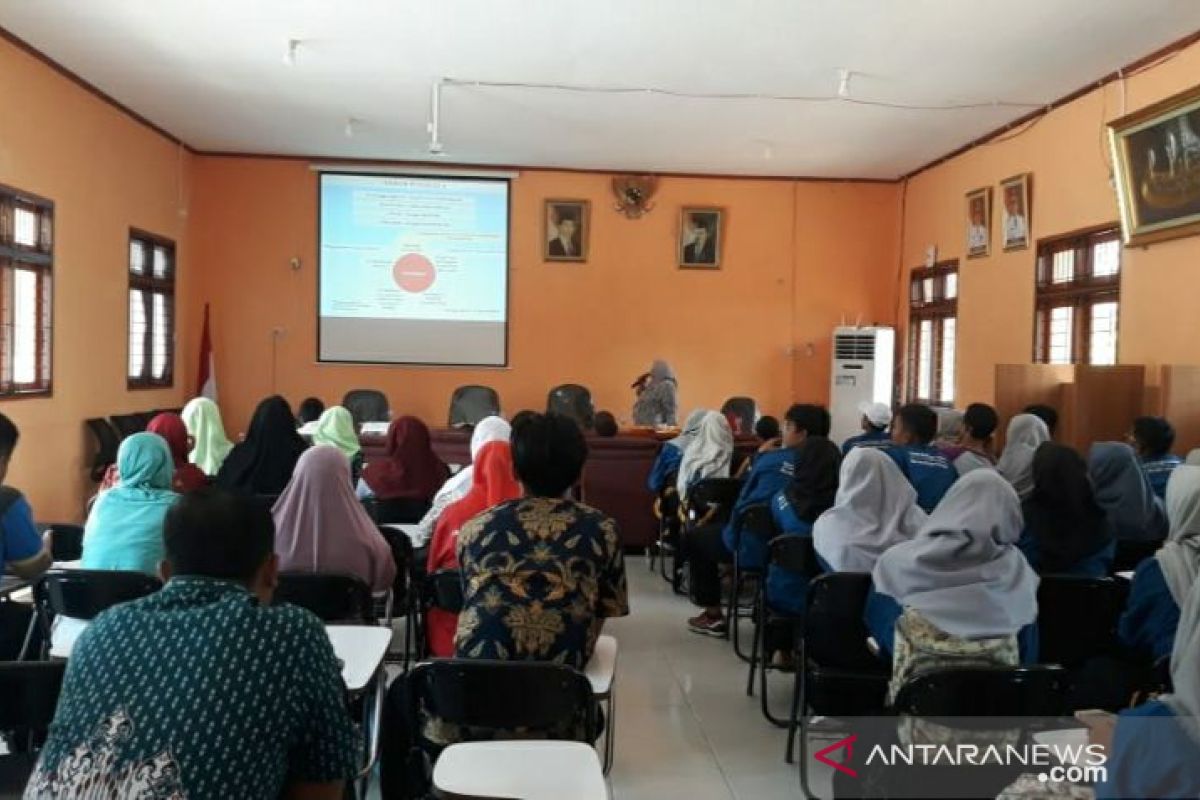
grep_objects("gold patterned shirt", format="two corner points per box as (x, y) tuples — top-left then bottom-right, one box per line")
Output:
(454, 496), (629, 670)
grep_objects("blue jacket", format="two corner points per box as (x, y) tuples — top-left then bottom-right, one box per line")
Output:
(1118, 557), (1180, 661)
(885, 444), (958, 512)
(721, 448), (797, 568)
(646, 445), (684, 494)
(1097, 701), (1200, 800)
(1141, 455), (1183, 500)
(0, 491), (41, 568)
(841, 429), (891, 455)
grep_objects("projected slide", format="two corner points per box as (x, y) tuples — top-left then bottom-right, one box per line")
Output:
(318, 172), (509, 365)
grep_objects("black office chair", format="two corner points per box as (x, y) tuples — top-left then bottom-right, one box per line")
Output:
(1113, 539), (1164, 574)
(109, 413), (146, 440)
(792, 572), (889, 787)
(720, 397), (757, 436)
(891, 664), (1069, 717)
(343, 389), (391, 425)
(274, 573), (375, 624)
(681, 477), (743, 608)
(448, 385), (501, 428)
(426, 569), (465, 615)
(546, 384), (595, 432)
(1036, 575), (1129, 669)
(728, 503), (776, 662)
(369, 497), (432, 525)
(0, 661), (67, 794)
(649, 470), (682, 589)
(85, 418), (121, 482)
(37, 523), (84, 562)
(32, 570), (162, 659)
(749, 534), (819, 725)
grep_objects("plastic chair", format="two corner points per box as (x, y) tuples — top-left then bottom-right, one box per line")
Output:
(274, 572), (375, 624)
(37, 523), (84, 562)
(32, 569), (162, 659)
(0, 661), (67, 795)
(85, 418), (121, 482)
(748, 534), (819, 725)
(792, 572), (889, 790)
(343, 389), (391, 425)
(891, 664), (1069, 717)
(585, 634), (619, 774)
(546, 384), (595, 432)
(720, 397), (757, 436)
(1036, 575), (1129, 669)
(728, 503), (775, 662)
(448, 385), (501, 428)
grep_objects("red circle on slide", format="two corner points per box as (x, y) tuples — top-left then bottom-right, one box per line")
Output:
(393, 253), (436, 293)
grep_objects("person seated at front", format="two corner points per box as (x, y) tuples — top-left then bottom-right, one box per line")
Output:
(97, 412), (208, 495)
(646, 409), (705, 494)
(454, 412), (629, 668)
(296, 396), (325, 425)
(884, 404), (958, 512)
(684, 404), (825, 636)
(940, 402), (998, 476)
(1118, 465), (1200, 663)
(25, 488), (360, 800)
(841, 401), (892, 454)
(311, 405), (365, 484)
(996, 413), (1051, 500)
(1018, 443), (1114, 577)
(356, 416), (448, 523)
(1022, 403), (1059, 438)
(593, 410), (619, 438)
(865, 470), (1039, 703)
(273, 446), (397, 593)
(216, 395), (308, 496)
(1131, 416), (1183, 499)
(0, 412), (51, 582)
(1093, 576), (1200, 800)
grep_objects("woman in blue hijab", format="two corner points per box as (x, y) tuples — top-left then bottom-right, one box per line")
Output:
(82, 432), (178, 575)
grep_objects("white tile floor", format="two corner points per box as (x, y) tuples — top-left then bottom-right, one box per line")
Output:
(605, 558), (816, 800)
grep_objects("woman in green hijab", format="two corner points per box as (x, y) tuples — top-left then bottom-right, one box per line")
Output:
(181, 397), (234, 476)
(312, 406), (363, 484)
(82, 432), (178, 575)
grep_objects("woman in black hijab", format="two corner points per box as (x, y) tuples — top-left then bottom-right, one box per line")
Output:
(216, 396), (309, 496)
(1019, 442), (1114, 576)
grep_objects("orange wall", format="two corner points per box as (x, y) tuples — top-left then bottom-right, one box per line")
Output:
(0, 37), (194, 521)
(899, 38), (1200, 405)
(188, 158), (901, 438)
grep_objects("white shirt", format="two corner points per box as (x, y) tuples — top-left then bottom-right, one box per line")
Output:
(968, 224), (988, 251)
(1004, 213), (1027, 245)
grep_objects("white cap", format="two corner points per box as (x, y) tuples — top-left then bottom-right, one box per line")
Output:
(858, 401), (892, 428)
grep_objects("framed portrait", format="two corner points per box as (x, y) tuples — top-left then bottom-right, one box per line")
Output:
(1109, 83), (1200, 246)
(543, 199), (589, 261)
(965, 187), (992, 258)
(679, 207), (722, 269)
(999, 173), (1032, 251)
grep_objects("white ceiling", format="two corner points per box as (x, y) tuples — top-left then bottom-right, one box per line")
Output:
(3, 1), (1200, 178)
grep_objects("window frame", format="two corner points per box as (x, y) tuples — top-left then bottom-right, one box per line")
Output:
(126, 228), (176, 390)
(907, 260), (959, 407)
(0, 183), (54, 399)
(1033, 225), (1121, 366)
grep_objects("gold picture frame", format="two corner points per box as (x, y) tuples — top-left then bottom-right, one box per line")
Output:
(543, 199), (590, 262)
(999, 173), (1032, 252)
(1109, 83), (1200, 246)
(678, 207), (723, 269)
(965, 187), (992, 259)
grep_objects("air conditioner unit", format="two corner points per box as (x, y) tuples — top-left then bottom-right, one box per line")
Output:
(829, 326), (895, 445)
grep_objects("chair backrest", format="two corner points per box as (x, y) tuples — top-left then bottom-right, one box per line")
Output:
(36, 569), (162, 621)
(769, 534), (820, 578)
(109, 413), (147, 440)
(891, 665), (1069, 717)
(1036, 575), (1129, 668)
(408, 659), (597, 741)
(428, 569), (465, 613)
(0, 661), (67, 733)
(449, 385), (501, 427)
(274, 572), (375, 623)
(738, 503), (779, 545)
(685, 477), (743, 526)
(85, 418), (121, 480)
(372, 497), (431, 525)
(803, 572), (880, 671)
(342, 389), (391, 425)
(546, 384), (595, 431)
(38, 523), (85, 562)
(375, 525), (414, 598)
(720, 397), (757, 436)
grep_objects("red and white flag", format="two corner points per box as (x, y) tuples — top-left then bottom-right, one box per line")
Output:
(196, 303), (217, 401)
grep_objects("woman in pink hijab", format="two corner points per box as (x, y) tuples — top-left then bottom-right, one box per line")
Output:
(272, 445), (397, 593)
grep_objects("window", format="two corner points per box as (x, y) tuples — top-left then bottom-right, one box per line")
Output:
(907, 260), (958, 405)
(127, 230), (175, 388)
(1034, 227), (1121, 365)
(0, 186), (53, 397)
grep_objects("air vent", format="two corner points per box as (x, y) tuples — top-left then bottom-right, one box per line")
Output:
(834, 334), (876, 362)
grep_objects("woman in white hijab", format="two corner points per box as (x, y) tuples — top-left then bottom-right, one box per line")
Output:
(1118, 465), (1200, 661)
(647, 409), (707, 494)
(1097, 570), (1200, 799)
(675, 411), (734, 497)
(995, 413), (1050, 500)
(866, 470), (1039, 700)
(411, 416), (511, 548)
(813, 448), (927, 574)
